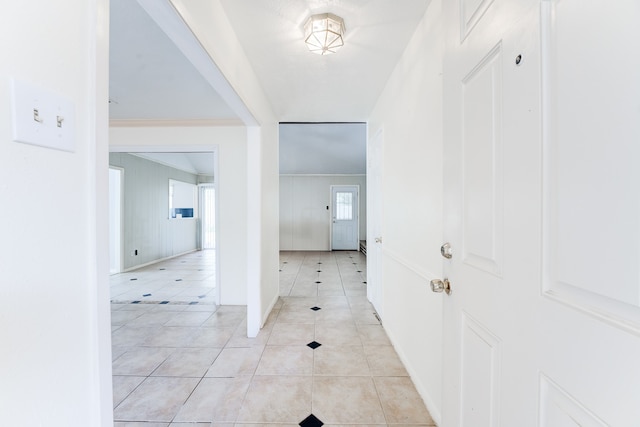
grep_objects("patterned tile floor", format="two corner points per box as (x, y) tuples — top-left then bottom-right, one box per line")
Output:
(111, 250), (435, 426)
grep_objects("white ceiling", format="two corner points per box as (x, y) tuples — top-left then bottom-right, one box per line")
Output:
(133, 152), (215, 176)
(109, 0), (431, 174)
(109, 0), (237, 120)
(218, 0), (431, 122)
(280, 123), (366, 174)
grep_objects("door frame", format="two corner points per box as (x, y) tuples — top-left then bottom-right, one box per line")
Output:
(329, 184), (360, 251)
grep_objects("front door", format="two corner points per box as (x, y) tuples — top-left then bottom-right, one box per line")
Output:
(441, 0), (640, 425)
(331, 185), (359, 250)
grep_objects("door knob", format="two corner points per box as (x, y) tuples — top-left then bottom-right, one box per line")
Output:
(430, 278), (451, 295)
(440, 242), (453, 259)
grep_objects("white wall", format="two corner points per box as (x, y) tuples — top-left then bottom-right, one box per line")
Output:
(109, 125), (249, 305)
(368, 0), (444, 423)
(280, 175), (367, 251)
(0, 0), (112, 425)
(257, 123), (280, 331)
(109, 153), (199, 270)
(171, 0), (280, 336)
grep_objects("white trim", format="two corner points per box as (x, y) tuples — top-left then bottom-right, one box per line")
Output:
(109, 119), (244, 127)
(121, 249), (197, 272)
(385, 325), (443, 426)
(263, 291), (280, 330)
(93, 0), (113, 423)
(383, 247), (439, 282)
(280, 173), (366, 177)
(109, 144), (217, 153)
(109, 118), (244, 127)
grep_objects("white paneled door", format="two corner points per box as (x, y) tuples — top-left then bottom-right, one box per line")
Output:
(441, 0), (640, 425)
(331, 185), (359, 250)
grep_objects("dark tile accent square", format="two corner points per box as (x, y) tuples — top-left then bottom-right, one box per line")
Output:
(130, 278), (137, 281)
(283, 262), (288, 264)
(159, 268), (166, 270)
(363, 281), (367, 284)
(317, 262), (322, 265)
(160, 301), (169, 305)
(317, 270), (322, 272)
(175, 279), (183, 282)
(131, 301), (141, 304)
(189, 301), (198, 305)
(143, 293), (151, 297)
(307, 341), (322, 350)
(300, 414), (324, 427)
(357, 270), (362, 273)
(315, 281), (322, 284)
(310, 306), (321, 311)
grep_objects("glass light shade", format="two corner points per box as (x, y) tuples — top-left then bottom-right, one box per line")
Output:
(304, 13), (345, 55)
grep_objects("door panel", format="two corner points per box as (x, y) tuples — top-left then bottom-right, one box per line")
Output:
(461, 0), (495, 41)
(541, 0), (640, 325)
(539, 375), (607, 427)
(537, 0), (640, 425)
(460, 313), (501, 427)
(462, 43), (504, 277)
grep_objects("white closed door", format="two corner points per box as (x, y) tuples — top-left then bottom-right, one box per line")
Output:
(440, 0), (640, 425)
(331, 186), (359, 250)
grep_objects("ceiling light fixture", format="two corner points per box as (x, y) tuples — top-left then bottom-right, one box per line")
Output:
(303, 13), (345, 55)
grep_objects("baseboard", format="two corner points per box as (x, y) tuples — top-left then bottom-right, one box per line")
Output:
(385, 326), (442, 426)
(121, 249), (198, 272)
(262, 292), (280, 329)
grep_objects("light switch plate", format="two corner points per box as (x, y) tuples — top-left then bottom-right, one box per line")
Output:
(10, 78), (75, 152)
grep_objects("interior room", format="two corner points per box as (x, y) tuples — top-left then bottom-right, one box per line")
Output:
(2, 0), (639, 426)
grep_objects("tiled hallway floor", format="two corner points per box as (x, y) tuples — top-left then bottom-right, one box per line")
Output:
(111, 250), (435, 426)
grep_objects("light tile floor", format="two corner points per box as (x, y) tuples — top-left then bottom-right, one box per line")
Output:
(111, 250), (435, 426)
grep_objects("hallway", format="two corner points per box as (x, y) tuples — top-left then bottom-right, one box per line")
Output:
(111, 251), (435, 426)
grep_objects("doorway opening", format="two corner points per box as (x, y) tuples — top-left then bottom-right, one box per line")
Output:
(278, 122), (367, 251)
(331, 185), (360, 250)
(108, 148), (220, 304)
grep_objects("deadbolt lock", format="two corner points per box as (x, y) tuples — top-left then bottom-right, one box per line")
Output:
(440, 242), (453, 259)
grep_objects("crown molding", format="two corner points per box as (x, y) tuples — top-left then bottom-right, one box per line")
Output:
(109, 118), (244, 127)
